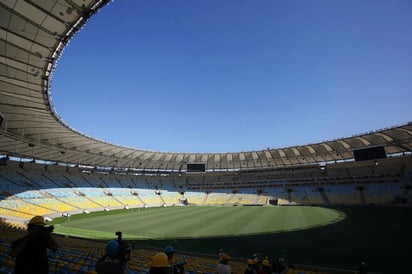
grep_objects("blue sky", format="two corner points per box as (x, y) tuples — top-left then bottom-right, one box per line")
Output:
(52, 0), (412, 153)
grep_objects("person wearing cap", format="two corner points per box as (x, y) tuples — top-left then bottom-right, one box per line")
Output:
(150, 252), (172, 274)
(165, 245), (187, 274)
(164, 245), (175, 265)
(217, 253), (231, 274)
(96, 240), (126, 274)
(9, 215), (58, 274)
(164, 245), (181, 274)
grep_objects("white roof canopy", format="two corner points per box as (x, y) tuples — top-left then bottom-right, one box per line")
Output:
(0, 0), (411, 171)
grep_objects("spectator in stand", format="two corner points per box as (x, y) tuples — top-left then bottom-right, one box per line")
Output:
(9, 216), (58, 274)
(258, 257), (272, 274)
(244, 259), (257, 274)
(150, 252), (172, 274)
(252, 253), (260, 262)
(272, 256), (280, 274)
(95, 240), (125, 274)
(165, 245), (176, 265)
(164, 245), (185, 274)
(218, 248), (225, 261)
(251, 253), (260, 272)
(217, 253), (231, 274)
(273, 257), (287, 274)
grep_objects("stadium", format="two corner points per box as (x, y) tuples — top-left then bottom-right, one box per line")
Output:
(0, 1), (411, 273)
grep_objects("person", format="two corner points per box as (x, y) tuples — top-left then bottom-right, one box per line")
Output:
(252, 253), (259, 263)
(258, 257), (272, 274)
(9, 215), (58, 274)
(273, 257), (286, 274)
(164, 245), (185, 274)
(164, 245), (176, 265)
(251, 253), (259, 272)
(272, 257), (281, 274)
(217, 253), (231, 274)
(244, 259), (257, 274)
(95, 240), (125, 274)
(218, 248), (224, 261)
(149, 252), (172, 274)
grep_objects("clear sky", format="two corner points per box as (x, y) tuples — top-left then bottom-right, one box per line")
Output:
(52, 0), (412, 153)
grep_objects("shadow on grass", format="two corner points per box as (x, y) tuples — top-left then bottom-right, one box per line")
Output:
(51, 206), (411, 273)
(136, 206), (412, 274)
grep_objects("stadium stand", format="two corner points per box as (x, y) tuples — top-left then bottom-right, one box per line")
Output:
(1, 156), (411, 227)
(204, 191), (231, 205)
(1, 1), (412, 272)
(182, 191), (204, 205)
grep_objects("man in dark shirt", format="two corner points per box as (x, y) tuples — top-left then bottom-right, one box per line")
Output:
(9, 216), (58, 274)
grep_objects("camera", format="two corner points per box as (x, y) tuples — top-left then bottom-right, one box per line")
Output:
(115, 231), (131, 262)
(173, 261), (186, 274)
(42, 225), (54, 233)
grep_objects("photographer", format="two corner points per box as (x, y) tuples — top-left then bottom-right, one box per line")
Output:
(96, 231), (130, 274)
(9, 216), (58, 274)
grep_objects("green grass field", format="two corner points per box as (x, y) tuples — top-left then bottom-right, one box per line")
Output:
(51, 205), (412, 273)
(53, 206), (344, 239)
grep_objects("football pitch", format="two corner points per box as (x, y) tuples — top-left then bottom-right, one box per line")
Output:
(53, 206), (344, 240)
(51, 205), (412, 273)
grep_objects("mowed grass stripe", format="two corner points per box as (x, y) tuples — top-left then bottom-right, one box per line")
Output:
(188, 206), (276, 236)
(128, 207), (220, 237)
(126, 206), (243, 237)
(55, 206), (344, 240)
(177, 206), (258, 237)
(62, 207), (197, 230)
(129, 206), (279, 237)
(235, 207), (280, 234)
(61, 207), (221, 238)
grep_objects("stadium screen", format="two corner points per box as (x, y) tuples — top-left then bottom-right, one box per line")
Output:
(186, 163), (206, 173)
(353, 146), (387, 161)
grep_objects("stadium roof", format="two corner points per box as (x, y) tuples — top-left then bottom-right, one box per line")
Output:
(0, 0), (411, 172)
